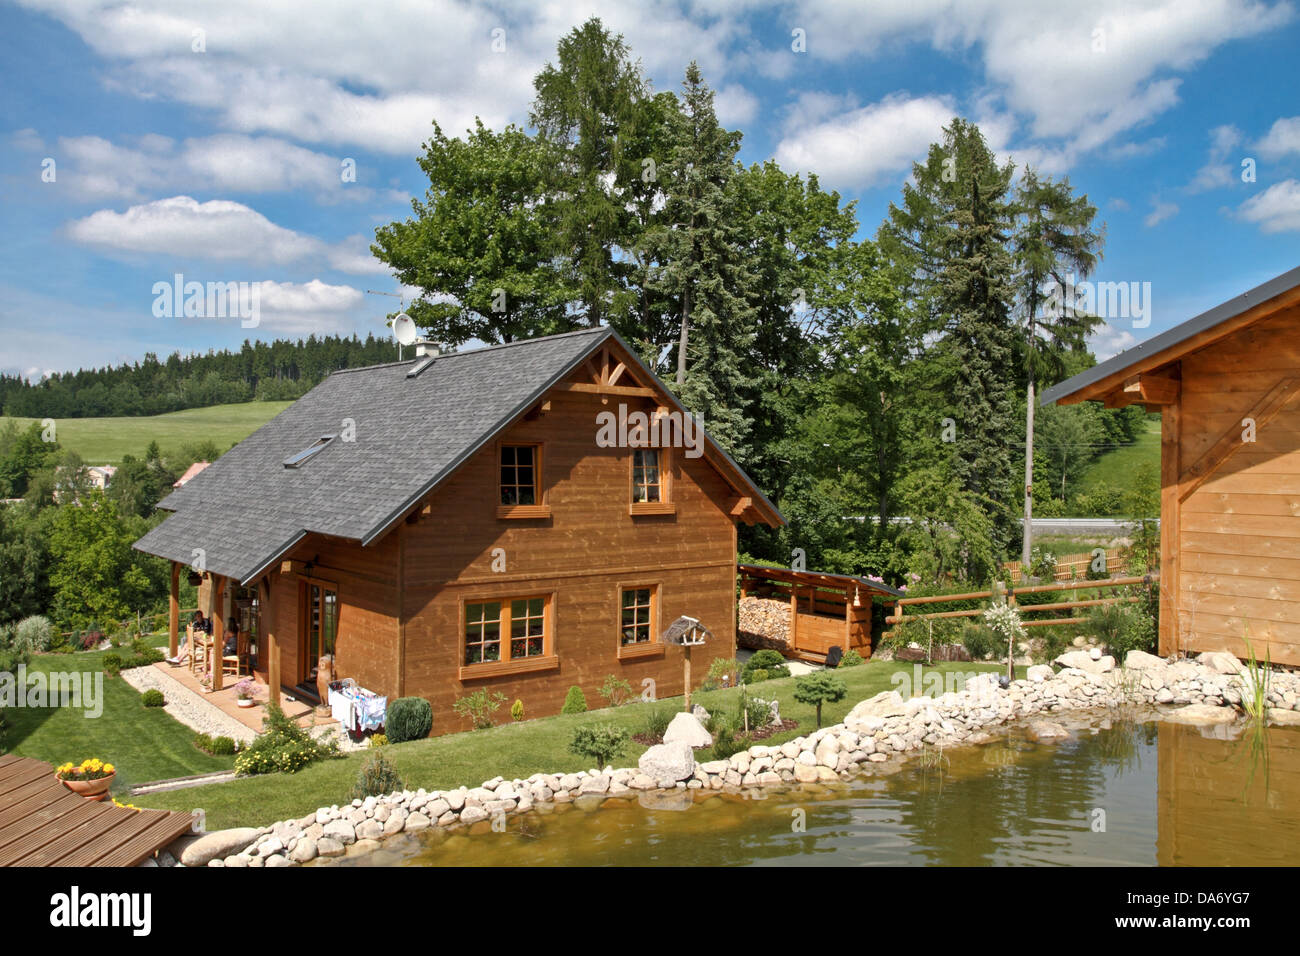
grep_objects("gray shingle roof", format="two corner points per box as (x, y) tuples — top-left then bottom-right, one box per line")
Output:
(135, 327), (611, 583)
(1040, 264), (1300, 406)
(134, 326), (781, 584)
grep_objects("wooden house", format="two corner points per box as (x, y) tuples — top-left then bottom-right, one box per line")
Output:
(134, 328), (782, 731)
(1042, 265), (1300, 666)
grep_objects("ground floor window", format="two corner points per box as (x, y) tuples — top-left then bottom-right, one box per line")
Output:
(620, 586), (656, 645)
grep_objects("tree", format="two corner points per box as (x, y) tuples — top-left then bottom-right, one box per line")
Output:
(792, 671), (848, 729)
(1014, 168), (1104, 563)
(569, 723), (631, 768)
(371, 121), (573, 346)
(530, 17), (650, 328)
(47, 492), (155, 629)
(0, 421), (57, 497)
(644, 62), (758, 458)
(880, 117), (1021, 556)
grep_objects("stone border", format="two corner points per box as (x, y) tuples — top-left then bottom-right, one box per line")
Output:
(173, 650), (1300, 867)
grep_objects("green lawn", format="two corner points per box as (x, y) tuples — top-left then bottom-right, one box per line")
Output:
(1073, 417), (1161, 499)
(2, 401), (291, 466)
(133, 659), (1017, 830)
(2, 638), (236, 792)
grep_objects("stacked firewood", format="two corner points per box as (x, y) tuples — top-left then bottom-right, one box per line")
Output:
(737, 596), (791, 651)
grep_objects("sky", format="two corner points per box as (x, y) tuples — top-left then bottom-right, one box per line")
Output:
(1, 0), (1298, 381)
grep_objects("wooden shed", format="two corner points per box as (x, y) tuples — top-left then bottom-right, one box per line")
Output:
(737, 564), (902, 663)
(1042, 265), (1300, 666)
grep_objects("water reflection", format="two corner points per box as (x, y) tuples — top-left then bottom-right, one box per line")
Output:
(314, 719), (1300, 867)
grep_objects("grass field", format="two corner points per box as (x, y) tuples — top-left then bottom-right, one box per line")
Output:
(133, 659), (1019, 829)
(3, 636), (236, 792)
(2, 401), (291, 465)
(1074, 417), (1161, 496)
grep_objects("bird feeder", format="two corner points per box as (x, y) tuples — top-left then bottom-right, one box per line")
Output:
(661, 615), (712, 712)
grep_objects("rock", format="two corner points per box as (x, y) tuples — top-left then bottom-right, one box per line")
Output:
(180, 827), (260, 867)
(1089, 646), (1102, 660)
(405, 812), (431, 831)
(1054, 651), (1115, 674)
(637, 790), (693, 812)
(322, 820), (356, 846)
(289, 839), (318, 863)
(1124, 650), (1166, 670)
(1162, 703), (1239, 726)
(691, 704), (710, 722)
(1267, 708), (1300, 727)
(638, 741), (695, 781)
(663, 712), (713, 748)
(1198, 651), (1244, 675)
(793, 763), (820, 783)
(1026, 664), (1053, 683)
(316, 837), (346, 857)
(460, 806), (488, 826)
(845, 691), (908, 731)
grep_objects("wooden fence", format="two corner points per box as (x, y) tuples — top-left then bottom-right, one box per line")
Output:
(1002, 548), (1138, 584)
(884, 574), (1157, 639)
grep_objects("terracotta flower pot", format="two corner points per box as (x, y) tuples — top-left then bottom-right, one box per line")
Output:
(59, 772), (115, 801)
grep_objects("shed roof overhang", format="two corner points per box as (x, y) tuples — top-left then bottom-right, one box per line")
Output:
(1040, 264), (1300, 409)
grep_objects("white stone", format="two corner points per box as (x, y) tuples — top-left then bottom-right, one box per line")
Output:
(638, 742), (695, 782)
(663, 712), (713, 748)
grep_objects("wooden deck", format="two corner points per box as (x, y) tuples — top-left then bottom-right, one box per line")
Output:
(0, 755), (195, 866)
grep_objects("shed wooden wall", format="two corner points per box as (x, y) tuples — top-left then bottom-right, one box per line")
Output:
(399, 385), (740, 732)
(1171, 300), (1300, 665)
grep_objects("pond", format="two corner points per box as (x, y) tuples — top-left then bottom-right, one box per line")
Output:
(315, 716), (1300, 867)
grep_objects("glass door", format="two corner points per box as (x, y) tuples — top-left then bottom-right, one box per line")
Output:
(302, 582), (337, 686)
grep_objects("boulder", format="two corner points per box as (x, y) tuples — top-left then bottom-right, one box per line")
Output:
(1026, 664), (1053, 683)
(1124, 650), (1167, 670)
(316, 837), (346, 857)
(1054, 651), (1114, 674)
(1198, 651), (1244, 675)
(638, 741), (695, 781)
(1268, 708), (1300, 727)
(322, 820), (356, 846)
(663, 712), (713, 748)
(289, 839), (318, 863)
(1028, 720), (1069, 741)
(179, 827), (260, 868)
(845, 691), (908, 731)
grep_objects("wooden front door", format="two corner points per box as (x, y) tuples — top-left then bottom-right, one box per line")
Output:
(299, 581), (337, 687)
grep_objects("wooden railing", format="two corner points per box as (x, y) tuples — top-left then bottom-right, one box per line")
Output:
(884, 574), (1157, 638)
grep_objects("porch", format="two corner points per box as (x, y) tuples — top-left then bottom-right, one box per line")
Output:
(148, 659), (331, 734)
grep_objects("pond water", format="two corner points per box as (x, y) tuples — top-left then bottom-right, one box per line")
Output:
(317, 716), (1300, 867)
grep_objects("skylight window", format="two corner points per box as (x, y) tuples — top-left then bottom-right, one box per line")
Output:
(283, 434), (336, 468)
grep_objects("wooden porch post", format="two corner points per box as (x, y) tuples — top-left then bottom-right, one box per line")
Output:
(263, 577), (280, 709)
(168, 562), (179, 659)
(211, 575), (225, 692)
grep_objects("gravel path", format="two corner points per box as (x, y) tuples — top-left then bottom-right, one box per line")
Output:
(120, 666), (257, 744)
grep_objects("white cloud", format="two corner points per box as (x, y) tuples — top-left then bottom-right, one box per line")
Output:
(773, 93), (956, 189)
(1089, 321), (1140, 361)
(252, 279), (365, 334)
(1236, 179), (1300, 233)
(1144, 198), (1179, 227)
(714, 84), (759, 127)
(1256, 116), (1300, 159)
(65, 196), (388, 274)
(36, 133), (376, 202)
(1187, 124), (1242, 192)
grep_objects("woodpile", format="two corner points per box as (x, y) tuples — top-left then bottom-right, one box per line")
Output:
(737, 596), (791, 651)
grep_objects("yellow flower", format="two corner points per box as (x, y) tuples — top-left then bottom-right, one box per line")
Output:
(103, 763), (115, 774)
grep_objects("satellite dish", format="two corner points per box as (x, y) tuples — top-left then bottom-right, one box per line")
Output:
(392, 313), (417, 346)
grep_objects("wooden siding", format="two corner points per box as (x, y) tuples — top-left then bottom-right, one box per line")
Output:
(399, 385), (740, 731)
(1173, 300), (1300, 665)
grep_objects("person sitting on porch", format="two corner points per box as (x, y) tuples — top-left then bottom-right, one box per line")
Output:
(192, 610), (212, 635)
(166, 609), (209, 665)
(223, 617), (240, 656)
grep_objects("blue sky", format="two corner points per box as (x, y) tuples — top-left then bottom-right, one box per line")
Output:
(2, 0), (1298, 380)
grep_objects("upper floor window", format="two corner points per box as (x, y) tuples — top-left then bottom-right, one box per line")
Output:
(500, 444), (538, 505)
(632, 449), (662, 503)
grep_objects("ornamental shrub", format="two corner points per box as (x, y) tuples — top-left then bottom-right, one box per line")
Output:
(210, 736), (237, 755)
(103, 653), (122, 678)
(510, 699), (525, 722)
(741, 649), (790, 684)
(141, 688), (165, 707)
(792, 671), (848, 729)
(452, 688), (505, 730)
(561, 685), (587, 714)
(641, 705), (672, 741)
(15, 616), (53, 652)
(568, 724), (629, 768)
(368, 734), (389, 748)
(349, 750), (405, 801)
(387, 696), (433, 742)
(839, 649), (865, 668)
(234, 701), (338, 775)
(599, 674), (633, 707)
